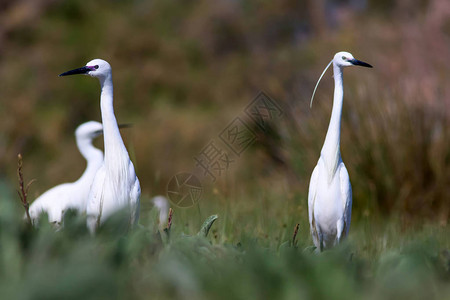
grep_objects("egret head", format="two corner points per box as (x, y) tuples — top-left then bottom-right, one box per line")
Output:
(75, 121), (104, 141)
(310, 51), (372, 107)
(152, 196), (169, 211)
(59, 59), (111, 80)
(333, 51), (372, 68)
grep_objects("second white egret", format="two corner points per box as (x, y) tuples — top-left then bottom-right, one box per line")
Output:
(152, 195), (170, 230)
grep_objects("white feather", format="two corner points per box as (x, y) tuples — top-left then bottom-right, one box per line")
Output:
(307, 51), (371, 251)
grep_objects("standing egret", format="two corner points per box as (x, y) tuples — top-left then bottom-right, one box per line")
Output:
(28, 121), (104, 226)
(152, 195), (170, 230)
(60, 59), (141, 234)
(308, 51), (372, 251)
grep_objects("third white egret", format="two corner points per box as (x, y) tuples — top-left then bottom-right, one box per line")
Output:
(152, 195), (170, 230)
(60, 59), (141, 234)
(29, 121), (104, 226)
(308, 51), (372, 251)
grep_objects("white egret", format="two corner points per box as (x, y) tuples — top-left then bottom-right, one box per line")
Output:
(28, 121), (104, 226)
(60, 59), (141, 234)
(152, 195), (170, 229)
(308, 51), (372, 251)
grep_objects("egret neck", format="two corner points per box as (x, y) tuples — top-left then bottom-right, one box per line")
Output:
(320, 62), (343, 182)
(76, 136), (103, 184)
(99, 74), (129, 164)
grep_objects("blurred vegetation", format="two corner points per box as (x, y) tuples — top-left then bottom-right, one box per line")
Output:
(0, 195), (449, 299)
(1, 0), (449, 222)
(0, 0), (449, 220)
(0, 0), (449, 297)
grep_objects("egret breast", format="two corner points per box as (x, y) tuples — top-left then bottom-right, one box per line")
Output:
(314, 162), (344, 244)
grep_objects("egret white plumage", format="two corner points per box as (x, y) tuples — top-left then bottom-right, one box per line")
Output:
(28, 121), (104, 226)
(60, 59), (141, 234)
(152, 195), (170, 229)
(308, 51), (372, 251)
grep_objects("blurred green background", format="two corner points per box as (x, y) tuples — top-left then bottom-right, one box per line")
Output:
(1, 0), (448, 221)
(0, 0), (449, 299)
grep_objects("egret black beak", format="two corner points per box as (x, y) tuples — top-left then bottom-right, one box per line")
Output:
(59, 66), (91, 77)
(118, 123), (133, 129)
(92, 129), (103, 137)
(350, 59), (373, 68)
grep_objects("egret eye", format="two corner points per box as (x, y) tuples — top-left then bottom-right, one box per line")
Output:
(342, 56), (347, 61)
(94, 65), (99, 69)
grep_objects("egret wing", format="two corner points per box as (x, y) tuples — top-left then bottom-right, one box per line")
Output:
(339, 163), (352, 238)
(128, 162), (141, 226)
(87, 167), (106, 220)
(308, 163), (320, 247)
(28, 183), (72, 224)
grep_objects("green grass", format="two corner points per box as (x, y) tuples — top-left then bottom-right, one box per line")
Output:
(0, 192), (448, 300)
